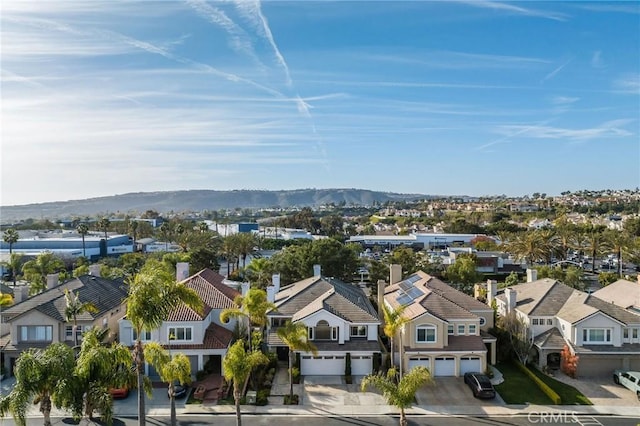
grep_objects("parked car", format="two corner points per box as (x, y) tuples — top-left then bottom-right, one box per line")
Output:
(169, 382), (188, 399)
(463, 372), (496, 399)
(613, 370), (640, 400)
(109, 387), (129, 399)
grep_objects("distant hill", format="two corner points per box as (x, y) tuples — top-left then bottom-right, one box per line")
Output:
(0, 189), (430, 221)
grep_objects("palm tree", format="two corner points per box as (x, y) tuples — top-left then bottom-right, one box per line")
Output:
(3, 229), (19, 255)
(361, 367), (433, 426)
(74, 327), (136, 423)
(586, 227), (604, 274)
(159, 222), (171, 251)
(220, 288), (275, 350)
(505, 230), (549, 266)
(144, 342), (192, 426)
(276, 321), (318, 400)
(125, 259), (203, 426)
(3, 229), (20, 284)
(222, 340), (269, 426)
(381, 303), (409, 371)
(97, 218), (110, 242)
(245, 258), (272, 289)
(0, 343), (76, 426)
(602, 229), (633, 277)
(198, 222), (209, 233)
(1, 253), (23, 287)
(76, 223), (89, 258)
(22, 252), (65, 295)
(63, 289), (98, 348)
(129, 220), (139, 251)
(236, 233), (258, 269)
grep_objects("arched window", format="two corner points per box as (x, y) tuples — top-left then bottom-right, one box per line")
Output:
(315, 320), (331, 340)
(416, 324), (436, 343)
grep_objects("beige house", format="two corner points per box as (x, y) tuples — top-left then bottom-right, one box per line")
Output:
(1, 274), (128, 375)
(383, 269), (496, 377)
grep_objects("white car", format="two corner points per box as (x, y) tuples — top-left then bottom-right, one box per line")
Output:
(613, 370), (640, 400)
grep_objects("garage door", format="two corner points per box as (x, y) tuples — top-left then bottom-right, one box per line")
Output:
(578, 356), (623, 378)
(459, 356), (482, 375)
(434, 357), (455, 376)
(351, 355), (372, 375)
(301, 355), (345, 376)
(408, 357), (430, 372)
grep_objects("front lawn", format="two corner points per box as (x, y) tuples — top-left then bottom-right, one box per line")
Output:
(529, 368), (592, 405)
(494, 363), (553, 404)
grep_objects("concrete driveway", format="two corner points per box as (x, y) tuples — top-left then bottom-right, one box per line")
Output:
(553, 372), (640, 406)
(302, 376), (388, 408)
(415, 377), (505, 406)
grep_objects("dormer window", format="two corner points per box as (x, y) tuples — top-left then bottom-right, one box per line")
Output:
(416, 324), (436, 343)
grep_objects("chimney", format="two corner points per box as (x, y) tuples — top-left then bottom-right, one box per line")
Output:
(390, 264), (402, 285)
(240, 281), (250, 297)
(377, 279), (386, 321)
(487, 279), (497, 306)
(176, 262), (190, 282)
(88, 264), (101, 277)
(46, 273), (59, 290)
(473, 283), (482, 300)
(313, 264), (321, 277)
(526, 268), (537, 283)
(272, 273), (281, 293)
(505, 287), (517, 313)
(14, 286), (28, 303)
(266, 285), (276, 303)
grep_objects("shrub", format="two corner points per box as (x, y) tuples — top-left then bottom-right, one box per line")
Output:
(290, 367), (300, 384)
(284, 394), (299, 405)
(345, 352), (352, 376)
(256, 389), (270, 406)
(560, 345), (579, 379)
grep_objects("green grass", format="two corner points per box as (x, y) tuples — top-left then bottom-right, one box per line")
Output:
(494, 362), (553, 404)
(529, 367), (592, 405)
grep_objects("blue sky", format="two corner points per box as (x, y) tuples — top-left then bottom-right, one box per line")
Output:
(2, 1), (639, 206)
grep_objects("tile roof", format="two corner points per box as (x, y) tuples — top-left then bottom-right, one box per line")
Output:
(2, 275), (127, 323)
(167, 269), (240, 322)
(168, 322), (233, 350)
(272, 276), (379, 324)
(593, 279), (640, 310)
(534, 327), (568, 350)
(496, 279), (573, 316)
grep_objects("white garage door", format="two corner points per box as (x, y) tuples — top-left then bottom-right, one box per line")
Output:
(351, 355), (372, 376)
(408, 357), (431, 372)
(301, 355), (345, 376)
(434, 357), (456, 376)
(459, 356), (482, 375)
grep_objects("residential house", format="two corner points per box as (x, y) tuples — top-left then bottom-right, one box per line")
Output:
(1, 273), (128, 374)
(266, 265), (381, 376)
(118, 264), (240, 378)
(494, 272), (640, 377)
(592, 278), (640, 314)
(383, 267), (496, 377)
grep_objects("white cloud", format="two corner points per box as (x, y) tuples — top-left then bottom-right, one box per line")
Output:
(591, 50), (604, 68)
(495, 119), (634, 142)
(613, 74), (640, 94)
(452, 0), (568, 21)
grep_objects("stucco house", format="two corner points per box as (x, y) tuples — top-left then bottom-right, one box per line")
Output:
(118, 264), (240, 377)
(494, 274), (640, 377)
(1, 273), (128, 374)
(383, 267), (496, 377)
(592, 277), (640, 314)
(265, 266), (381, 376)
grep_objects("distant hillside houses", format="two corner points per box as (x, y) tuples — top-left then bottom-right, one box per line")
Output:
(348, 233), (490, 251)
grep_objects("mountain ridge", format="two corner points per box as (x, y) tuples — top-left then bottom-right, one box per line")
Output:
(0, 188), (431, 221)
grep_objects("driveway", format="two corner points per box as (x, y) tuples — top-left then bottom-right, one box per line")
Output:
(415, 377), (505, 406)
(302, 376), (388, 407)
(553, 372), (640, 406)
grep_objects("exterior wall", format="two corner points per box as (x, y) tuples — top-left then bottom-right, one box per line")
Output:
(472, 310), (495, 331)
(302, 310), (349, 344)
(161, 320), (203, 344)
(528, 316), (556, 337)
(575, 313), (622, 347)
(402, 351), (487, 377)
(10, 310), (60, 345)
(209, 308), (237, 331)
(405, 314), (446, 350)
(556, 317), (574, 342)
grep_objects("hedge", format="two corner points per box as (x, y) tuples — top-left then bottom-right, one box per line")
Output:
(515, 362), (561, 405)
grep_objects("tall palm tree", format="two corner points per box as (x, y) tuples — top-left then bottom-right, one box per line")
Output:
(277, 321), (318, 400)
(602, 229), (633, 277)
(3, 229), (20, 284)
(97, 218), (110, 242)
(125, 259), (203, 426)
(129, 220), (139, 251)
(144, 342), (192, 426)
(22, 252), (65, 295)
(245, 258), (272, 289)
(381, 303), (409, 371)
(220, 288), (275, 350)
(586, 227), (604, 274)
(159, 222), (171, 251)
(222, 340), (269, 426)
(76, 223), (89, 258)
(236, 233), (258, 269)
(0, 343), (76, 426)
(63, 289), (98, 348)
(198, 222), (209, 233)
(1, 253), (23, 287)
(361, 366), (433, 426)
(74, 327), (136, 423)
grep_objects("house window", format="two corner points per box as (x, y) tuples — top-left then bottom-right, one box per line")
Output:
(547, 319), (553, 325)
(65, 325), (83, 340)
(19, 325), (53, 342)
(468, 324), (477, 335)
(313, 320), (337, 341)
(132, 329), (151, 341)
(532, 319), (539, 325)
(447, 324), (454, 335)
(624, 328), (629, 339)
(582, 328), (611, 344)
(272, 318), (288, 327)
(308, 327), (314, 340)
(457, 324), (465, 335)
(479, 317), (486, 326)
(416, 324), (436, 343)
(350, 325), (367, 337)
(168, 327), (192, 342)
(634, 329), (639, 339)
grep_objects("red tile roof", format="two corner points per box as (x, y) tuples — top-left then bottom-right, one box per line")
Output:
(169, 322), (233, 350)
